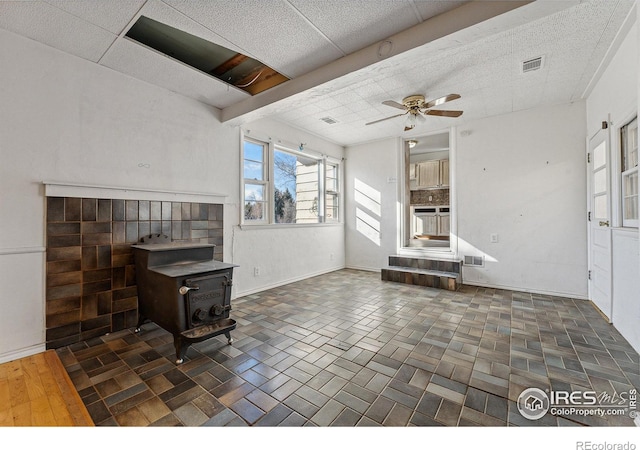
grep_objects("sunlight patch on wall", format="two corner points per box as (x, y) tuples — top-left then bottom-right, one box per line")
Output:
(354, 178), (381, 217)
(356, 207), (381, 246)
(354, 178), (381, 246)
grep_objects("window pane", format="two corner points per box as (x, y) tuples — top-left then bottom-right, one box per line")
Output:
(622, 118), (638, 171)
(594, 167), (607, 194)
(245, 184), (264, 201)
(244, 141), (264, 162)
(244, 201), (265, 220)
(594, 194), (608, 220)
(624, 197), (638, 221)
(326, 193), (339, 222)
(593, 141), (606, 169)
(623, 170), (638, 221)
(273, 149), (319, 223)
(244, 140), (264, 181)
(326, 163), (338, 192)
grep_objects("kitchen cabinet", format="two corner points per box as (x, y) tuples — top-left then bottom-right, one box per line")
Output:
(438, 212), (450, 235)
(439, 159), (449, 187)
(412, 206), (450, 237)
(415, 159), (449, 188)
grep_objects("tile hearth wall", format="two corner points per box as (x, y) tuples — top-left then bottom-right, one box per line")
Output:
(45, 197), (224, 349)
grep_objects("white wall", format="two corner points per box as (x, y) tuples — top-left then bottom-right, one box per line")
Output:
(456, 102), (588, 298)
(586, 18), (639, 353)
(0, 29), (344, 362)
(344, 137), (401, 271)
(344, 102), (588, 298)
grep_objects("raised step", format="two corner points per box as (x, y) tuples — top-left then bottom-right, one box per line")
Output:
(388, 255), (462, 274)
(381, 255), (462, 291)
(381, 266), (459, 290)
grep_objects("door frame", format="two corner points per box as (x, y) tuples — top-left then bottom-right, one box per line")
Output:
(397, 127), (458, 258)
(586, 119), (613, 321)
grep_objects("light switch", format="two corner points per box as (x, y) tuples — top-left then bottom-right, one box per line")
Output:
(490, 233), (499, 243)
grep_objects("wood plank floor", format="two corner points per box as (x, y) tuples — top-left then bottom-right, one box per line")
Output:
(0, 350), (93, 426)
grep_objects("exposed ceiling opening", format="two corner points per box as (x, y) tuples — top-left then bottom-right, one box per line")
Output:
(125, 15), (289, 95)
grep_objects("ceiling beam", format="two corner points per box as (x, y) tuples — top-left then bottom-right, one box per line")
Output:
(220, 0), (578, 125)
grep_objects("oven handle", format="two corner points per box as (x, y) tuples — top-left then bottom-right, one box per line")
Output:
(178, 285), (199, 295)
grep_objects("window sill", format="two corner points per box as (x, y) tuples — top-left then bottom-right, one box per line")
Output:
(239, 222), (343, 231)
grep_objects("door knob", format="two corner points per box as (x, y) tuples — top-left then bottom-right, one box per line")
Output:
(599, 221), (609, 227)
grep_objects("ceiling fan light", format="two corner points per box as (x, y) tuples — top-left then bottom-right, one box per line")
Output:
(404, 113), (417, 129)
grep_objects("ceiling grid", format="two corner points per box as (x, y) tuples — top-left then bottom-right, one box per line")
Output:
(0, 0), (634, 145)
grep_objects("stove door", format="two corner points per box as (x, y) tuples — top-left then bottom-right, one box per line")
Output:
(184, 271), (232, 328)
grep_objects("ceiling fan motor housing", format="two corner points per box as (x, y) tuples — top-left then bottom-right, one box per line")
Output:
(402, 94), (425, 110)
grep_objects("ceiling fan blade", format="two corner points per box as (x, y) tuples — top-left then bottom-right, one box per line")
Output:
(365, 112), (407, 125)
(382, 100), (407, 110)
(423, 94), (461, 109)
(424, 109), (463, 118)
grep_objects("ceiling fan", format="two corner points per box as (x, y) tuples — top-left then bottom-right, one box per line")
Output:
(366, 94), (463, 131)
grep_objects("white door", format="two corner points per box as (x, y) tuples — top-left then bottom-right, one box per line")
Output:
(588, 127), (613, 321)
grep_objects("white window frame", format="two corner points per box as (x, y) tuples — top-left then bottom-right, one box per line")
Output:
(324, 159), (340, 223)
(620, 116), (638, 228)
(241, 132), (342, 227)
(242, 137), (269, 224)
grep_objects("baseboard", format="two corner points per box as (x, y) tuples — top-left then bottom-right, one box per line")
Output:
(344, 265), (380, 272)
(0, 343), (46, 364)
(461, 280), (589, 300)
(233, 265), (346, 298)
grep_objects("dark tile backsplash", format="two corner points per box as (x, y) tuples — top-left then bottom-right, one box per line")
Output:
(45, 196), (224, 349)
(410, 188), (449, 205)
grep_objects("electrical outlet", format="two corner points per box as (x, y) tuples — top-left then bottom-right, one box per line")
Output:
(253, 267), (260, 276)
(330, 253), (334, 261)
(490, 233), (499, 243)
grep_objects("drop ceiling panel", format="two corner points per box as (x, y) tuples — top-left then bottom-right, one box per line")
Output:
(162, 0), (345, 78)
(287, 0), (421, 55)
(0, 0), (633, 146)
(100, 37), (250, 109)
(44, 0), (146, 34)
(0, 1), (117, 62)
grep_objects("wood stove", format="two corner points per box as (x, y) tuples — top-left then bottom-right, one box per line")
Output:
(132, 235), (237, 364)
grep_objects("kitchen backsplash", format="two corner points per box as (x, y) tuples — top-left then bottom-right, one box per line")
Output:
(410, 188), (449, 205)
(45, 196), (224, 349)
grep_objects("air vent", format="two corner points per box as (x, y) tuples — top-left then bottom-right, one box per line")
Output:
(521, 56), (544, 73)
(320, 117), (338, 124)
(464, 255), (484, 267)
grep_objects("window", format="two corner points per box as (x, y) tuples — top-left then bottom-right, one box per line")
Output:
(273, 148), (320, 224)
(243, 139), (267, 222)
(621, 117), (638, 227)
(242, 136), (341, 225)
(325, 162), (340, 222)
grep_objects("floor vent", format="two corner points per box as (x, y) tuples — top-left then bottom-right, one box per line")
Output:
(464, 255), (484, 267)
(521, 56), (544, 73)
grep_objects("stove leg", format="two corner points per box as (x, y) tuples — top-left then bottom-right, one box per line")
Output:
(174, 336), (187, 365)
(134, 315), (147, 333)
(225, 331), (233, 345)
